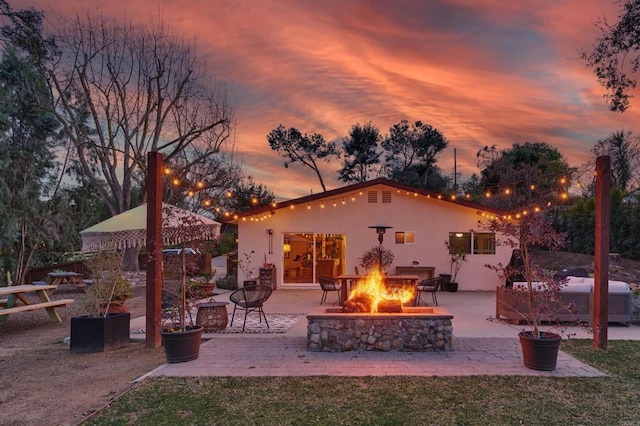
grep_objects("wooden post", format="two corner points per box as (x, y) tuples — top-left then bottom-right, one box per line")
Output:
(594, 156), (610, 350)
(146, 152), (163, 349)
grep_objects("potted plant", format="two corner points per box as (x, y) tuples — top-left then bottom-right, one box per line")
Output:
(444, 241), (467, 292)
(237, 250), (257, 286)
(190, 269), (217, 297)
(483, 213), (570, 371)
(161, 244), (205, 363)
(358, 245), (395, 274)
(70, 251), (132, 353)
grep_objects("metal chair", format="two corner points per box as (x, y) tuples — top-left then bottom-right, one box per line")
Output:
(415, 277), (441, 306)
(229, 285), (273, 331)
(317, 276), (342, 305)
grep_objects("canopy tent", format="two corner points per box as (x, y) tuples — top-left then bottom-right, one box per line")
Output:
(80, 203), (221, 251)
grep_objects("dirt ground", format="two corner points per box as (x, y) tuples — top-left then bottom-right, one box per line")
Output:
(0, 273), (165, 426)
(1, 253), (639, 425)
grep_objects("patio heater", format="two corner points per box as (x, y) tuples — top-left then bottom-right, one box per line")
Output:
(368, 225), (393, 270)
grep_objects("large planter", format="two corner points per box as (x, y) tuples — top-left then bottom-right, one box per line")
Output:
(518, 330), (561, 371)
(70, 313), (130, 353)
(446, 282), (459, 292)
(161, 325), (203, 363)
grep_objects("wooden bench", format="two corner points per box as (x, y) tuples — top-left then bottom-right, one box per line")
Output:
(0, 285), (74, 323)
(0, 299), (74, 316)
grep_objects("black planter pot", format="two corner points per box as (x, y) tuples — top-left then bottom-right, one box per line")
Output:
(70, 313), (130, 353)
(518, 330), (561, 371)
(243, 280), (258, 287)
(161, 325), (203, 363)
(439, 274), (452, 291)
(446, 282), (459, 292)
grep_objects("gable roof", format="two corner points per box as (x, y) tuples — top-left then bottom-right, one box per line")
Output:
(230, 178), (510, 224)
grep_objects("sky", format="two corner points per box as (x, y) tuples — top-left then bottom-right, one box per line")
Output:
(14, 0), (640, 200)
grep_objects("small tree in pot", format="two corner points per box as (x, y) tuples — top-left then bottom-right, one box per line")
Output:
(482, 213), (574, 371)
(159, 206), (216, 363)
(444, 241), (467, 291)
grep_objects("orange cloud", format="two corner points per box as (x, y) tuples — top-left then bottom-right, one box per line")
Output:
(13, 0), (640, 199)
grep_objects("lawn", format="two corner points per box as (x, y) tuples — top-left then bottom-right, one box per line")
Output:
(85, 340), (640, 425)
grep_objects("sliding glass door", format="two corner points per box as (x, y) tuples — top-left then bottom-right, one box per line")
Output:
(282, 233), (345, 284)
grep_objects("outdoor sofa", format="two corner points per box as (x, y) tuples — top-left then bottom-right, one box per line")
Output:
(495, 276), (633, 325)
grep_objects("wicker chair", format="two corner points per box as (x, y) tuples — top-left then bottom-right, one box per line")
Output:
(229, 284), (273, 331)
(415, 277), (441, 306)
(317, 276), (342, 305)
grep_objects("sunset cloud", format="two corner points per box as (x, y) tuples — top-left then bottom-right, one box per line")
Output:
(14, 0), (640, 199)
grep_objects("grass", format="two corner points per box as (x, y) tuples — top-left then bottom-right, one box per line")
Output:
(85, 340), (640, 426)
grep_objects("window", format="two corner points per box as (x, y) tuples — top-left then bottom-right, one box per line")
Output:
(474, 233), (495, 254)
(449, 232), (471, 254)
(395, 231), (415, 244)
(448, 231), (495, 255)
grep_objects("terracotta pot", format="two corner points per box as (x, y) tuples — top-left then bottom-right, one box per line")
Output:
(99, 300), (130, 314)
(197, 282), (216, 297)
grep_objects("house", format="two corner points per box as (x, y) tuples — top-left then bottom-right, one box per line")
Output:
(234, 178), (513, 291)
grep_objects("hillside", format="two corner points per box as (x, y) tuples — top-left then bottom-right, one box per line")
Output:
(532, 249), (640, 287)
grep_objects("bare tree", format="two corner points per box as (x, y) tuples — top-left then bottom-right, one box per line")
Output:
(41, 13), (233, 217)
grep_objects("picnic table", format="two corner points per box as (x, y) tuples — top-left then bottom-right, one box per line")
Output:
(0, 284), (74, 323)
(47, 271), (87, 293)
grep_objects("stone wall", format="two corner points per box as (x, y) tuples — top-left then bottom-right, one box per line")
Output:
(307, 310), (453, 352)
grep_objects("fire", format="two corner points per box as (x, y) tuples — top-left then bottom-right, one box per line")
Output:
(344, 269), (416, 313)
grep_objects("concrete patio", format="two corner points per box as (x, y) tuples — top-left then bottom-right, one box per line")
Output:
(138, 289), (639, 379)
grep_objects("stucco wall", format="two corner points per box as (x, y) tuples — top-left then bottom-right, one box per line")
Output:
(237, 184), (511, 291)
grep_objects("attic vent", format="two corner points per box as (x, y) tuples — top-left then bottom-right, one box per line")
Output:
(381, 191), (392, 203)
(368, 191), (378, 203)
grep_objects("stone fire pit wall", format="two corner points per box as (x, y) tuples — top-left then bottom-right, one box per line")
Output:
(307, 307), (454, 352)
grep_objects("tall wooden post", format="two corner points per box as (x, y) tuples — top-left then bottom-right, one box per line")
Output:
(594, 156), (610, 350)
(146, 152), (163, 348)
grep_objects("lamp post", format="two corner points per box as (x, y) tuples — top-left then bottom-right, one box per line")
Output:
(368, 225), (392, 271)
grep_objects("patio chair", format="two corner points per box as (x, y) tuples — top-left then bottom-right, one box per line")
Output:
(317, 276), (342, 305)
(415, 277), (441, 306)
(229, 284), (273, 331)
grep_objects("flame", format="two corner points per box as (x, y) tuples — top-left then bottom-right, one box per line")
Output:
(347, 269), (416, 313)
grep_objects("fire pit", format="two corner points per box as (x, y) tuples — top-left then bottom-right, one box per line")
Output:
(307, 269), (454, 352)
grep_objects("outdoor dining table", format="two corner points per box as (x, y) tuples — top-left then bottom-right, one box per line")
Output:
(0, 284), (74, 323)
(47, 271), (86, 293)
(335, 274), (420, 305)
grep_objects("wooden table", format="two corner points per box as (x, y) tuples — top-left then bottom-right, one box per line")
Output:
(335, 274), (420, 305)
(47, 271), (86, 293)
(0, 285), (74, 323)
